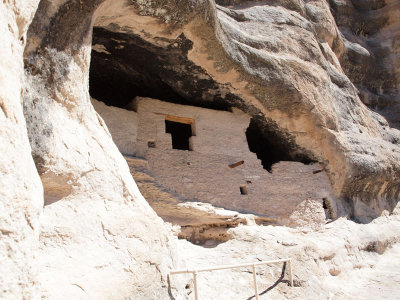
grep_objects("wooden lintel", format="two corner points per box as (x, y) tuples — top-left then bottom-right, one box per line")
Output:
(154, 112), (194, 124)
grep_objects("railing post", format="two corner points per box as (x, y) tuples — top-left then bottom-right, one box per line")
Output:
(170, 258), (294, 300)
(252, 264), (259, 300)
(288, 259), (293, 287)
(193, 271), (199, 300)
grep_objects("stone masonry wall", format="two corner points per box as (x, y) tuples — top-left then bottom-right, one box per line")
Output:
(95, 96), (338, 224)
(136, 98), (337, 224)
(91, 98), (138, 155)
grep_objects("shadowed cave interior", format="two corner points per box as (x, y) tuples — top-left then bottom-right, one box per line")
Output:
(89, 26), (316, 172)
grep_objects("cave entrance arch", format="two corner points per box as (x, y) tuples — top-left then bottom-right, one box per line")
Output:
(245, 118), (314, 172)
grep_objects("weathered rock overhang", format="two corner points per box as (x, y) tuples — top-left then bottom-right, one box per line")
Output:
(23, 0), (400, 221)
(89, 26), (316, 166)
(90, 27), (234, 110)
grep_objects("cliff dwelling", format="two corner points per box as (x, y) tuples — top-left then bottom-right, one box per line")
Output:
(5, 0), (400, 298)
(92, 97), (337, 236)
(87, 13), (341, 239)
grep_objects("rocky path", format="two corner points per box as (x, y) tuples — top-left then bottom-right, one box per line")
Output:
(170, 215), (400, 299)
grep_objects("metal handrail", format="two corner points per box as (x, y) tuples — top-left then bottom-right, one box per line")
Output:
(169, 258), (293, 300)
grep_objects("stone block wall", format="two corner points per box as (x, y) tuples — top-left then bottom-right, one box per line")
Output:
(94, 96), (338, 225)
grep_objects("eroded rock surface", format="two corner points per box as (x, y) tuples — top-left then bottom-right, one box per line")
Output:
(174, 211), (400, 299)
(0, 0), (399, 299)
(22, 0), (186, 298)
(329, 0), (400, 128)
(0, 2), (42, 298)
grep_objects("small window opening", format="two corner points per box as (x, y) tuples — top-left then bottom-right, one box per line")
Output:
(148, 140), (156, 148)
(240, 186), (248, 195)
(165, 119), (193, 151)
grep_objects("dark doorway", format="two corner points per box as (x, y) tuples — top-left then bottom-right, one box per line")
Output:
(165, 120), (193, 150)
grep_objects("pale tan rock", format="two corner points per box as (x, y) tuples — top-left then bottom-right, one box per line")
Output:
(213, 2), (400, 213)
(172, 212), (400, 299)
(0, 2), (42, 299)
(22, 2), (185, 299)
(330, 0), (400, 128)
(0, 0), (399, 299)
(287, 199), (326, 229)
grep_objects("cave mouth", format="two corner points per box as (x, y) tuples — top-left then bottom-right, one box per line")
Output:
(246, 118), (314, 172)
(89, 27), (232, 111)
(89, 27), (316, 170)
(88, 49), (187, 109)
(89, 27), (190, 109)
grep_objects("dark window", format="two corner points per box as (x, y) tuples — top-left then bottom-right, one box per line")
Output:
(240, 186), (248, 195)
(323, 200), (328, 209)
(165, 120), (193, 150)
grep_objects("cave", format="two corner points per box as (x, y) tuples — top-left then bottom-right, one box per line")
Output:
(246, 121), (280, 172)
(89, 52), (186, 108)
(13, 0), (400, 298)
(89, 25), (315, 170)
(89, 27), (232, 111)
(245, 118), (314, 172)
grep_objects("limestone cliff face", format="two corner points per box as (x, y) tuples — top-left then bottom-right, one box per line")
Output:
(22, 1), (183, 299)
(0, 0), (399, 298)
(0, 1), (42, 298)
(330, 0), (400, 127)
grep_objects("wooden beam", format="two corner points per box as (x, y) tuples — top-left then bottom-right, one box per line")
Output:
(154, 112), (194, 124)
(229, 161), (244, 169)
